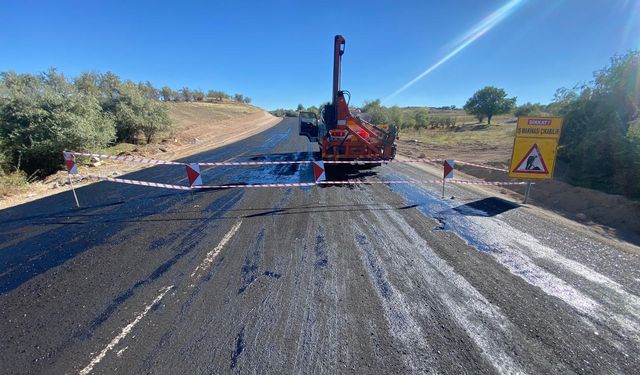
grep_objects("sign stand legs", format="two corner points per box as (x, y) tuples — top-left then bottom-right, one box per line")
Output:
(69, 176), (80, 208)
(523, 181), (532, 204)
(442, 178), (445, 199)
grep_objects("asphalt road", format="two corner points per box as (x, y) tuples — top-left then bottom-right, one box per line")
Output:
(1, 118), (639, 374)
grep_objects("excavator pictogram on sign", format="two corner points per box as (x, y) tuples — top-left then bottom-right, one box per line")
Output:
(511, 143), (548, 175)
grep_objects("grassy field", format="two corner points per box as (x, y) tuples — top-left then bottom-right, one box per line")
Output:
(396, 112), (518, 168)
(400, 122), (515, 147)
(399, 113), (515, 148)
(167, 101), (260, 126)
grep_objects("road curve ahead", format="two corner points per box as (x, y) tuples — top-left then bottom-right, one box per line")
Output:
(1, 118), (639, 374)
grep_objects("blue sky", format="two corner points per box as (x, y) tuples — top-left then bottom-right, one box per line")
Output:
(1, 0), (638, 110)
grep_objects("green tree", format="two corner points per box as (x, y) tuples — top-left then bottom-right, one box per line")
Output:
(296, 104), (305, 112)
(362, 99), (389, 124)
(98, 71), (121, 100)
(414, 108), (429, 130)
(514, 102), (546, 117)
(138, 81), (159, 100)
(207, 90), (228, 101)
(463, 86), (516, 124)
(180, 87), (192, 102)
(193, 89), (205, 102)
(110, 83), (172, 144)
(0, 71), (115, 175)
(402, 116), (416, 130)
(388, 106), (403, 127)
(550, 50), (640, 197)
(234, 93), (244, 103)
(160, 86), (177, 101)
(74, 71), (101, 97)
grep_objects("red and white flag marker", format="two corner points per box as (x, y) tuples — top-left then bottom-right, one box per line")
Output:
(63, 151), (78, 175)
(442, 159), (454, 198)
(312, 160), (326, 182)
(185, 164), (203, 187)
(62, 151), (80, 207)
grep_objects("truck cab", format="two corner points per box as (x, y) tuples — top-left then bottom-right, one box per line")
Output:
(298, 111), (320, 143)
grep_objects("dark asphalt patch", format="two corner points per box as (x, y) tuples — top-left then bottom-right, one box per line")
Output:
(314, 226), (328, 270)
(78, 191), (245, 339)
(238, 227), (265, 295)
(230, 326), (245, 369)
(355, 232), (393, 299)
(451, 197), (520, 217)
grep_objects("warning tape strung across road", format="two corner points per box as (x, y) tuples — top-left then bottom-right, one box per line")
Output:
(78, 174), (529, 190)
(68, 151), (507, 171)
(448, 160), (509, 172)
(81, 175), (192, 190)
(447, 179), (528, 186)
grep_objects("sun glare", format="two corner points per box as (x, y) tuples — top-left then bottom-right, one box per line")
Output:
(385, 0), (527, 101)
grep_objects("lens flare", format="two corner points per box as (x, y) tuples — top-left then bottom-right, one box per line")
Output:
(385, 0), (526, 101)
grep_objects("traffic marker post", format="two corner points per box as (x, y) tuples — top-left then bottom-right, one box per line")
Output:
(442, 159), (454, 198)
(312, 161), (326, 182)
(185, 163), (203, 201)
(62, 151), (80, 207)
(185, 164), (203, 187)
(509, 117), (564, 204)
(523, 181), (532, 204)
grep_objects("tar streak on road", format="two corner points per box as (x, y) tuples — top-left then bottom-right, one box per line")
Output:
(230, 326), (245, 369)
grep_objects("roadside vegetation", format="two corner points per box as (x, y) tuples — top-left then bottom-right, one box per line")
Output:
(0, 68), (253, 196)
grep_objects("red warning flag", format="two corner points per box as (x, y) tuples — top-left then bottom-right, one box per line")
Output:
(313, 161), (326, 182)
(63, 151), (78, 175)
(185, 164), (203, 186)
(443, 159), (454, 179)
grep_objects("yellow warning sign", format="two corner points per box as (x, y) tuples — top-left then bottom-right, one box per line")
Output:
(509, 138), (558, 179)
(515, 116), (563, 139)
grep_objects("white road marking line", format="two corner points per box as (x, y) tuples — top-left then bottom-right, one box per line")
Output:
(79, 285), (173, 375)
(116, 346), (128, 357)
(190, 220), (242, 279)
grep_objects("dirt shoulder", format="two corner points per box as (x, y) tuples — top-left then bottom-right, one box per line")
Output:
(398, 123), (640, 246)
(0, 102), (281, 210)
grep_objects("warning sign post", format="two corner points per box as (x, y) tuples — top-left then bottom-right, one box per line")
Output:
(509, 117), (563, 203)
(509, 117), (563, 180)
(509, 139), (558, 179)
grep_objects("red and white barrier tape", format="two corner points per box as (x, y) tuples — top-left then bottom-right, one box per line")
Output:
(68, 151), (506, 171)
(447, 179), (528, 186)
(81, 175), (191, 190)
(451, 161), (509, 172)
(77, 174), (528, 190)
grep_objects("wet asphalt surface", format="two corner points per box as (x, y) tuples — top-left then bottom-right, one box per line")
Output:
(1, 118), (640, 374)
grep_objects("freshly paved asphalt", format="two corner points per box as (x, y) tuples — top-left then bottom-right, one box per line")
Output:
(1, 118), (639, 374)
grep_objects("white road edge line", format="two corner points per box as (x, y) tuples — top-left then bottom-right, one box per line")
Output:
(79, 285), (174, 375)
(191, 220), (243, 278)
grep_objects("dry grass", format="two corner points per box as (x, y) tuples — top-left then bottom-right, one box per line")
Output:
(167, 101), (260, 128)
(400, 121), (516, 148)
(0, 172), (28, 197)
